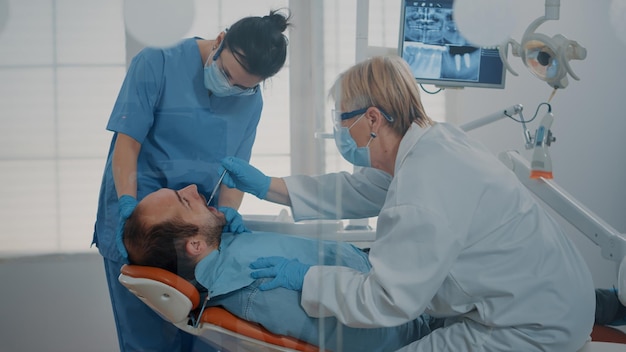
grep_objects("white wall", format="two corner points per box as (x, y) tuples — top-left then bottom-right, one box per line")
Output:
(447, 0), (626, 288)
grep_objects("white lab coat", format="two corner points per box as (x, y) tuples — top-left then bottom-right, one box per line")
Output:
(283, 123), (595, 351)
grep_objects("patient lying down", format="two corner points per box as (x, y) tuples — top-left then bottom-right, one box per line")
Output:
(122, 184), (440, 352)
(123, 185), (626, 351)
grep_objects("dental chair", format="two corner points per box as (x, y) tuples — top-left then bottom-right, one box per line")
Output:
(119, 262), (626, 352)
(118, 264), (320, 352)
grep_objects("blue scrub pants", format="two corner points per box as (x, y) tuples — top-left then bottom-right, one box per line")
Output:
(104, 258), (217, 352)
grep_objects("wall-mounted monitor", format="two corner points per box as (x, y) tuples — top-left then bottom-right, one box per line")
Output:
(399, 0), (506, 89)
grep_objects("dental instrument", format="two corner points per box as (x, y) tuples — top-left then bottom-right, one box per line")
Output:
(206, 169), (227, 207)
(529, 111), (556, 179)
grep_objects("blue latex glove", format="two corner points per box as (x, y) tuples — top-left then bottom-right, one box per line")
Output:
(218, 206), (250, 234)
(219, 157), (271, 199)
(116, 195), (138, 259)
(250, 256), (311, 291)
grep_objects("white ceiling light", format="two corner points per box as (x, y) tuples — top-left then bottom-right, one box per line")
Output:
(123, 0), (194, 47)
(453, 0), (516, 48)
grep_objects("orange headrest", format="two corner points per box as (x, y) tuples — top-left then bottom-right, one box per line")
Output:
(120, 264), (201, 309)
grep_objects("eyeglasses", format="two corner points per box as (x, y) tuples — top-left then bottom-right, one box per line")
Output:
(331, 107), (367, 130)
(331, 106), (394, 130)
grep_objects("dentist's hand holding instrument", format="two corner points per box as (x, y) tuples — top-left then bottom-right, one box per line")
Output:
(219, 156), (271, 199)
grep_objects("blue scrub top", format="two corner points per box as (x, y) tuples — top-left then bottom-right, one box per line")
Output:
(196, 232), (371, 298)
(93, 38), (263, 262)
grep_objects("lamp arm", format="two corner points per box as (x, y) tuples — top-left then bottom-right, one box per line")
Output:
(545, 0), (561, 20)
(498, 39), (521, 77)
(498, 150), (626, 263)
(499, 150), (626, 304)
(462, 110), (625, 304)
(523, 16), (549, 39)
(559, 36), (588, 81)
(459, 104), (524, 132)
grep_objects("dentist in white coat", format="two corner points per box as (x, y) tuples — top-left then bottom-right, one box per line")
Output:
(219, 56), (595, 351)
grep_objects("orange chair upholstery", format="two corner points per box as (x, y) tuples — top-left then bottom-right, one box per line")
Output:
(199, 306), (319, 352)
(591, 324), (626, 344)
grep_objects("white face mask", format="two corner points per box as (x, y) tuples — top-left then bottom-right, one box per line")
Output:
(203, 44), (258, 97)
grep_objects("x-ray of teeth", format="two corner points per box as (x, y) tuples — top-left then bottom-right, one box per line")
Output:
(442, 46), (480, 81)
(454, 53), (472, 71)
(399, 1), (506, 88)
(403, 43), (446, 79)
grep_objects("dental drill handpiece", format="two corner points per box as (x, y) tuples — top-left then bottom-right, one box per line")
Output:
(206, 169), (227, 207)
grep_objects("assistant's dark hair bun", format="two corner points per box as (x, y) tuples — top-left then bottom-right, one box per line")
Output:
(264, 8), (292, 33)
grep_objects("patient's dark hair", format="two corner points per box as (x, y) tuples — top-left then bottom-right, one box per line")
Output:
(123, 204), (221, 281)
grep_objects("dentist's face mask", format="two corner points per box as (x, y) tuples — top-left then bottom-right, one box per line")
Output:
(204, 43), (258, 97)
(332, 107), (375, 168)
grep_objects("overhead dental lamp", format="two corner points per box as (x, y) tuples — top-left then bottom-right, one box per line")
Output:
(499, 0), (587, 89)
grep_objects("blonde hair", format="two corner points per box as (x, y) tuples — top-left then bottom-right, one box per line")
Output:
(330, 56), (433, 136)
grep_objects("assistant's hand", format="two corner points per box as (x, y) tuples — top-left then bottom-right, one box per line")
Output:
(116, 195), (138, 259)
(219, 157), (270, 199)
(250, 256), (311, 291)
(218, 206), (250, 234)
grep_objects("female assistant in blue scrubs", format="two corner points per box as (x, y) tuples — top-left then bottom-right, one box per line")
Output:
(93, 10), (291, 352)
